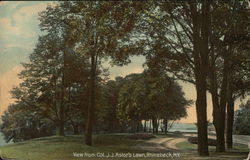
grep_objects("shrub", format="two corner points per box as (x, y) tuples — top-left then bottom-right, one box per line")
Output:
(188, 137), (217, 146)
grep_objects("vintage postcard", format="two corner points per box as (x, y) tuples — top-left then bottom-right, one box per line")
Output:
(0, 1), (249, 160)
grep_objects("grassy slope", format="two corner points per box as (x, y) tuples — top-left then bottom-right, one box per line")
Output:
(0, 135), (144, 160)
(0, 134), (249, 160)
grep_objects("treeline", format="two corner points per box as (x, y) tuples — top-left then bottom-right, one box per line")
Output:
(0, 66), (190, 142)
(0, 1), (250, 156)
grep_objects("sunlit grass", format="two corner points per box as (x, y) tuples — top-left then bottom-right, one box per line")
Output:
(0, 134), (248, 160)
(0, 135), (145, 160)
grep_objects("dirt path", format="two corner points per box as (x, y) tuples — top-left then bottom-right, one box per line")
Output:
(136, 137), (173, 152)
(136, 134), (248, 160)
(136, 136), (188, 153)
(137, 134), (250, 153)
(163, 138), (187, 150)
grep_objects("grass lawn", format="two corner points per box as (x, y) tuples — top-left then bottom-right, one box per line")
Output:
(176, 141), (249, 160)
(0, 134), (249, 160)
(176, 140), (249, 152)
(0, 134), (146, 160)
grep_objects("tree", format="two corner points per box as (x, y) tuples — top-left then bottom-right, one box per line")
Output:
(15, 33), (66, 135)
(96, 77), (125, 132)
(39, 1), (144, 145)
(117, 72), (190, 133)
(226, 47), (250, 148)
(128, 1), (249, 154)
(206, 1), (250, 150)
(117, 74), (146, 132)
(130, 1), (211, 155)
(0, 103), (54, 142)
(10, 29), (90, 136)
(233, 100), (250, 135)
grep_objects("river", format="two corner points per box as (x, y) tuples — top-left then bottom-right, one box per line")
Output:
(0, 133), (9, 146)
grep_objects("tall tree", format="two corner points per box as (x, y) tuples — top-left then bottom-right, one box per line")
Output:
(131, 1), (212, 155)
(39, 1), (144, 145)
(12, 31), (90, 136)
(131, 1), (249, 154)
(206, 1), (250, 151)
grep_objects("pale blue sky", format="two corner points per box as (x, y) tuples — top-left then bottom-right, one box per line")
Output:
(0, 2), (51, 75)
(0, 1), (148, 116)
(0, 1), (146, 76)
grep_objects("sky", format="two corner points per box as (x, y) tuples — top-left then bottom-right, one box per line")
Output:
(0, 1), (246, 123)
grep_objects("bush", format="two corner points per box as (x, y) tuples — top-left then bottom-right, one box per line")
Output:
(234, 100), (250, 135)
(127, 133), (156, 140)
(188, 137), (217, 146)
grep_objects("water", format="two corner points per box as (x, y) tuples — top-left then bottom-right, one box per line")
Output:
(0, 133), (8, 146)
(168, 123), (197, 133)
(145, 121), (198, 133)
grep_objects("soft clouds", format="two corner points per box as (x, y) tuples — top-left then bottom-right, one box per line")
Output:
(0, 3), (48, 38)
(0, 66), (23, 115)
(107, 56), (146, 79)
(14, 3), (48, 17)
(0, 2), (50, 115)
(2, 43), (33, 51)
(0, 1), (25, 8)
(0, 2), (50, 74)
(109, 66), (144, 79)
(0, 17), (25, 37)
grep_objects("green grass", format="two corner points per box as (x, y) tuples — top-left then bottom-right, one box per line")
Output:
(176, 141), (215, 151)
(0, 135), (145, 160)
(0, 134), (249, 160)
(176, 141), (249, 152)
(175, 141), (249, 160)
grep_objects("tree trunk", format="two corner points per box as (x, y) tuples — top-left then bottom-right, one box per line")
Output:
(210, 66), (226, 152)
(58, 50), (66, 136)
(157, 119), (160, 133)
(137, 120), (142, 132)
(215, 46), (230, 152)
(143, 120), (147, 132)
(164, 119), (168, 135)
(226, 53), (234, 149)
(73, 124), (79, 135)
(56, 120), (64, 136)
(210, 69), (227, 152)
(195, 77), (209, 156)
(152, 117), (158, 134)
(214, 118), (225, 152)
(190, 1), (210, 155)
(226, 98), (234, 149)
(85, 53), (97, 146)
(149, 119), (152, 133)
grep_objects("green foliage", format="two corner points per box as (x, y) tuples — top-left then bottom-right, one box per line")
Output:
(233, 100), (250, 135)
(117, 71), (191, 125)
(0, 103), (54, 143)
(95, 77), (125, 132)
